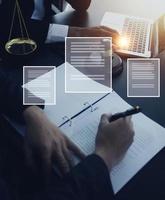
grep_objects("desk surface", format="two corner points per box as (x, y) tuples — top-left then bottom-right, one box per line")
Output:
(54, 0), (165, 127)
(53, 1), (165, 198)
(1, 1), (165, 198)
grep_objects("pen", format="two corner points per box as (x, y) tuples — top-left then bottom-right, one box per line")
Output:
(110, 106), (141, 122)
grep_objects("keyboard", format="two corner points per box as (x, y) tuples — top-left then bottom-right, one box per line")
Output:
(122, 18), (149, 54)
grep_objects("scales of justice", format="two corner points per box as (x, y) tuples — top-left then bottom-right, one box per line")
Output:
(5, 0), (37, 55)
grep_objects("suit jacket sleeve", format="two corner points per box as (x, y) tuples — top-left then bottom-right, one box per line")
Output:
(27, 19), (49, 47)
(0, 69), (27, 119)
(0, 69), (44, 120)
(36, 155), (115, 200)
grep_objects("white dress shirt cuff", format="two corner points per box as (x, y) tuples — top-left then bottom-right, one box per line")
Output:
(46, 24), (69, 43)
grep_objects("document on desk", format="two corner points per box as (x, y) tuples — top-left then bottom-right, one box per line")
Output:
(44, 63), (109, 126)
(60, 91), (165, 194)
(6, 63), (165, 194)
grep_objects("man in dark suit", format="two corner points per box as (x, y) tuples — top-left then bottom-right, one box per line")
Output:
(0, 73), (134, 200)
(0, 55), (134, 200)
(0, 1), (134, 199)
(0, 0), (121, 173)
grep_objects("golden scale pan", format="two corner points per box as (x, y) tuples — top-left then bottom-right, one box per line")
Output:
(5, 0), (37, 56)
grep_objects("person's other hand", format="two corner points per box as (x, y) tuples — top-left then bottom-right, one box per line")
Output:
(95, 113), (134, 170)
(23, 106), (85, 179)
(68, 26), (120, 49)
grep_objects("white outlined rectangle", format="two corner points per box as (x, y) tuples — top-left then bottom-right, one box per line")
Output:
(127, 58), (160, 98)
(23, 66), (56, 105)
(65, 37), (112, 93)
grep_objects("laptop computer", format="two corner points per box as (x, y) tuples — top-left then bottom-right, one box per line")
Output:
(101, 12), (154, 57)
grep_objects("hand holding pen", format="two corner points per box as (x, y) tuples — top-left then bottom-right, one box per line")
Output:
(95, 106), (141, 169)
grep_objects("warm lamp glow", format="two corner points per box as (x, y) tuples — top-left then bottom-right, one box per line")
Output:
(118, 37), (129, 48)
